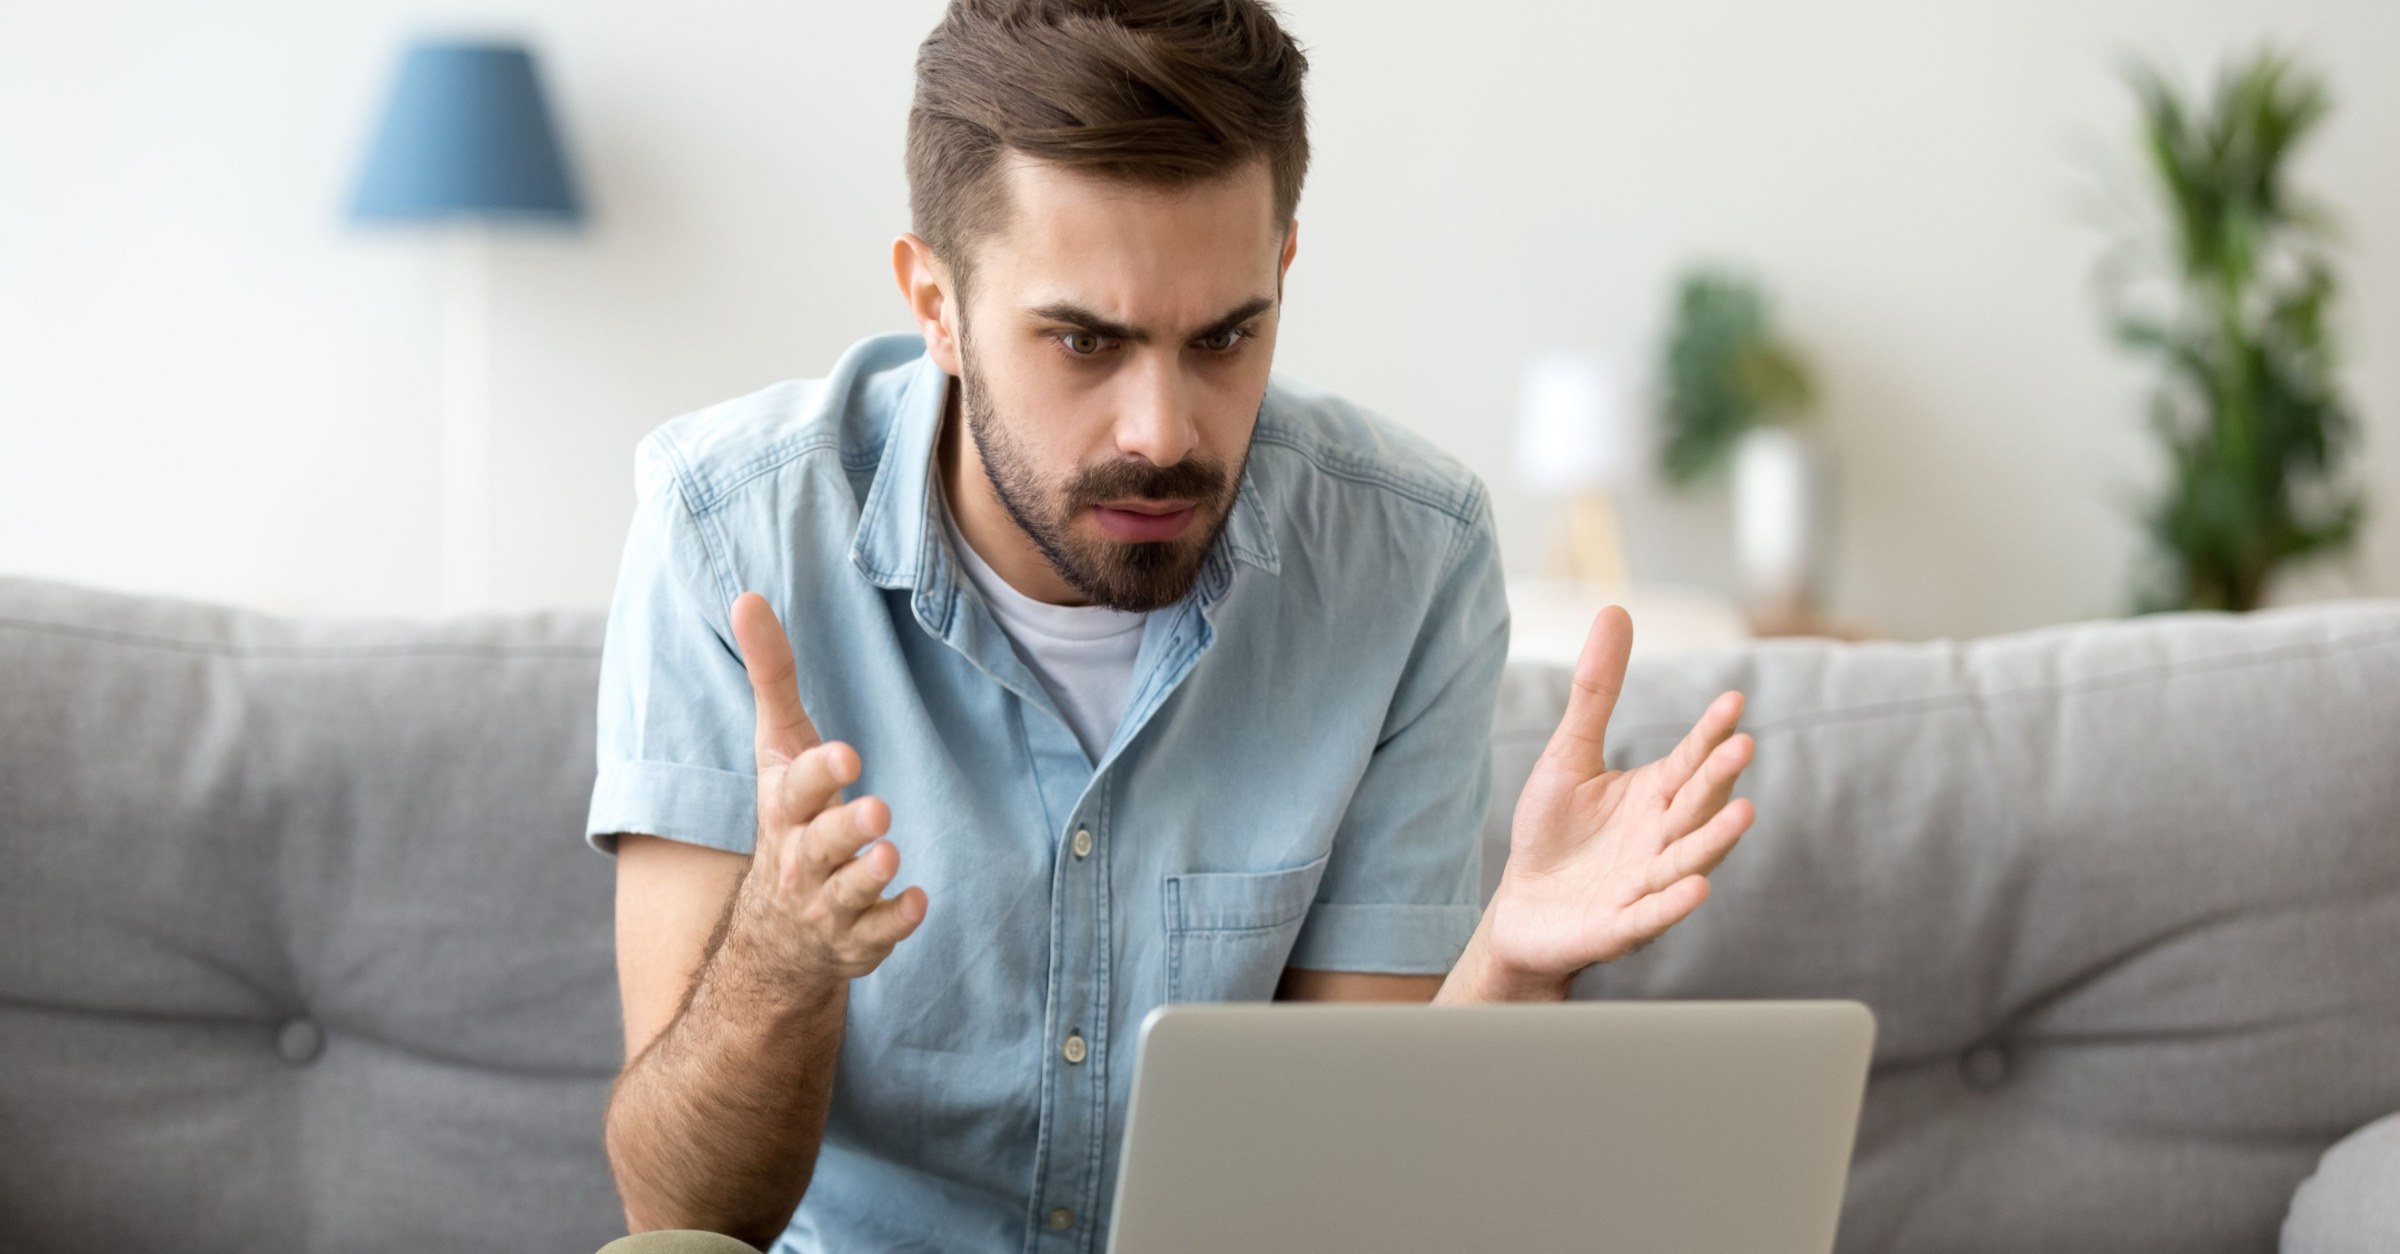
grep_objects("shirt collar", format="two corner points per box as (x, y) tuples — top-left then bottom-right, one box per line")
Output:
(849, 349), (1283, 602)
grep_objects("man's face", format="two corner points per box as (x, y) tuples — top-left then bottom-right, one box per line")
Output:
(950, 155), (1293, 612)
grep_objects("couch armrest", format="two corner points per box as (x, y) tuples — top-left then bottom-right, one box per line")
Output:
(2283, 1113), (2400, 1253)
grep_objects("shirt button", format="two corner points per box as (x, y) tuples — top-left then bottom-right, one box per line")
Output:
(1048, 1207), (1074, 1230)
(1072, 827), (1094, 858)
(1063, 1032), (1088, 1065)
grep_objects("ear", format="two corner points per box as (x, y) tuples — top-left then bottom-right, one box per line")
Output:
(1272, 218), (1300, 302)
(892, 233), (963, 376)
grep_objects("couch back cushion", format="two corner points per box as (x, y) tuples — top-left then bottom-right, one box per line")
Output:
(1487, 601), (2400, 1254)
(12, 575), (2398, 1254)
(0, 578), (624, 1253)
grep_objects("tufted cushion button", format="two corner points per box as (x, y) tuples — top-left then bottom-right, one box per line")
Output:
(1960, 1041), (2009, 1091)
(276, 1016), (326, 1065)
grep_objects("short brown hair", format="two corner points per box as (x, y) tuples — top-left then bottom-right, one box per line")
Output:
(906, 0), (1310, 283)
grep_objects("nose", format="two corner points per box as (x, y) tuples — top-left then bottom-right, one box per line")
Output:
(1111, 350), (1200, 470)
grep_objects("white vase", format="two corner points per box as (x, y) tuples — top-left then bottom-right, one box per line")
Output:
(1731, 426), (1833, 618)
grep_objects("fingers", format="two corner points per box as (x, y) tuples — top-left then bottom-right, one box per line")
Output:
(850, 887), (930, 952)
(766, 741), (860, 828)
(1623, 792), (1757, 954)
(796, 796), (891, 884)
(1618, 875), (1710, 952)
(767, 794), (882, 892)
(1647, 797), (1754, 894)
(1665, 731), (1754, 836)
(732, 592), (820, 768)
(818, 842), (926, 950)
(822, 839), (900, 916)
(743, 776), (928, 978)
(1542, 605), (1634, 780)
(805, 840), (927, 970)
(1654, 691), (1745, 799)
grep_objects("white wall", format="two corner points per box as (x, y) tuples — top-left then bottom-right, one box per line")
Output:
(4, 0), (2395, 638)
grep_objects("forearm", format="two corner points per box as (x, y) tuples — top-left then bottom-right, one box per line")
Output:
(605, 893), (849, 1246)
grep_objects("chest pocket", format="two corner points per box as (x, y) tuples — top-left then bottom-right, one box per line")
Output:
(1163, 854), (1331, 1004)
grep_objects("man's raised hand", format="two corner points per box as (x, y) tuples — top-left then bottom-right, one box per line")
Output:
(1468, 606), (1755, 1001)
(730, 592), (927, 982)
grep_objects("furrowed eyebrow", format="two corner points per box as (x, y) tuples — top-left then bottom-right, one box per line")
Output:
(1028, 302), (1144, 342)
(1190, 296), (1275, 344)
(1026, 295), (1276, 346)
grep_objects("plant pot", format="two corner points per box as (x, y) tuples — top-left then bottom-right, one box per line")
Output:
(1731, 425), (1834, 620)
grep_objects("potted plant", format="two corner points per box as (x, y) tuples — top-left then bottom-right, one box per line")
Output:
(2100, 48), (2365, 613)
(1657, 268), (1825, 624)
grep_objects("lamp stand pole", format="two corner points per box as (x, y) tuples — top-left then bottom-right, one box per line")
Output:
(1546, 490), (1630, 588)
(438, 225), (492, 614)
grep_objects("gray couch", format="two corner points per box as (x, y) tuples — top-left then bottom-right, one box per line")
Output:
(3, 574), (2394, 1253)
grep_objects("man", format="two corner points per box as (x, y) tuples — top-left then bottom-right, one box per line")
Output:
(588, 3), (1756, 1252)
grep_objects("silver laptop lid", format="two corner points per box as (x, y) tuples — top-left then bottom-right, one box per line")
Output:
(1105, 1000), (1874, 1254)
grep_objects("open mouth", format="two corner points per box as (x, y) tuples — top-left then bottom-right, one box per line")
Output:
(1089, 500), (1198, 544)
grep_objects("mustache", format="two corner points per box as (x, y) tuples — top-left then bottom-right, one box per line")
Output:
(1064, 456), (1232, 511)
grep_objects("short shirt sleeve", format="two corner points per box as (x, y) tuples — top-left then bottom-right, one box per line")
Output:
(1285, 487), (1509, 975)
(584, 434), (760, 856)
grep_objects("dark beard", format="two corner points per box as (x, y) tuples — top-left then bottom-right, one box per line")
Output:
(959, 353), (1246, 614)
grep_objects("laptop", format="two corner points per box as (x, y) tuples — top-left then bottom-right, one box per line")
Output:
(1104, 1000), (1875, 1254)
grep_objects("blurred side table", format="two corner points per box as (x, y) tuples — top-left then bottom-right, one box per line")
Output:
(1747, 604), (1879, 641)
(1747, 610), (1872, 639)
(1506, 578), (1751, 668)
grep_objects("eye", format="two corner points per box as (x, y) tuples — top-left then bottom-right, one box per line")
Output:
(1063, 331), (1107, 356)
(1197, 328), (1248, 353)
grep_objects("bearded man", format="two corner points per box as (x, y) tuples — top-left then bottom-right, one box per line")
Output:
(588, 3), (1757, 1251)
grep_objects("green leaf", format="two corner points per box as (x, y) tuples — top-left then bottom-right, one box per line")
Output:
(2103, 45), (2362, 612)
(1657, 267), (1816, 486)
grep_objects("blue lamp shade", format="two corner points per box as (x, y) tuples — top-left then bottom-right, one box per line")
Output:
(350, 40), (584, 224)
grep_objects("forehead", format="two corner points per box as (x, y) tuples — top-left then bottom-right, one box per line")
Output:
(969, 154), (1283, 323)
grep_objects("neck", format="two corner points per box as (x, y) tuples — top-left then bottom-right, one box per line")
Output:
(938, 375), (1090, 607)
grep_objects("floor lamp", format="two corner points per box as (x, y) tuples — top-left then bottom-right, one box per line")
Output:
(349, 39), (584, 614)
(1515, 352), (1639, 588)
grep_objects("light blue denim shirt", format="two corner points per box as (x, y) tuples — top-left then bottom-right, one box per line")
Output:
(586, 333), (1508, 1254)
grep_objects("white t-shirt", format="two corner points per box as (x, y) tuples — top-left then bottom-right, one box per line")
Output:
(945, 510), (1148, 763)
